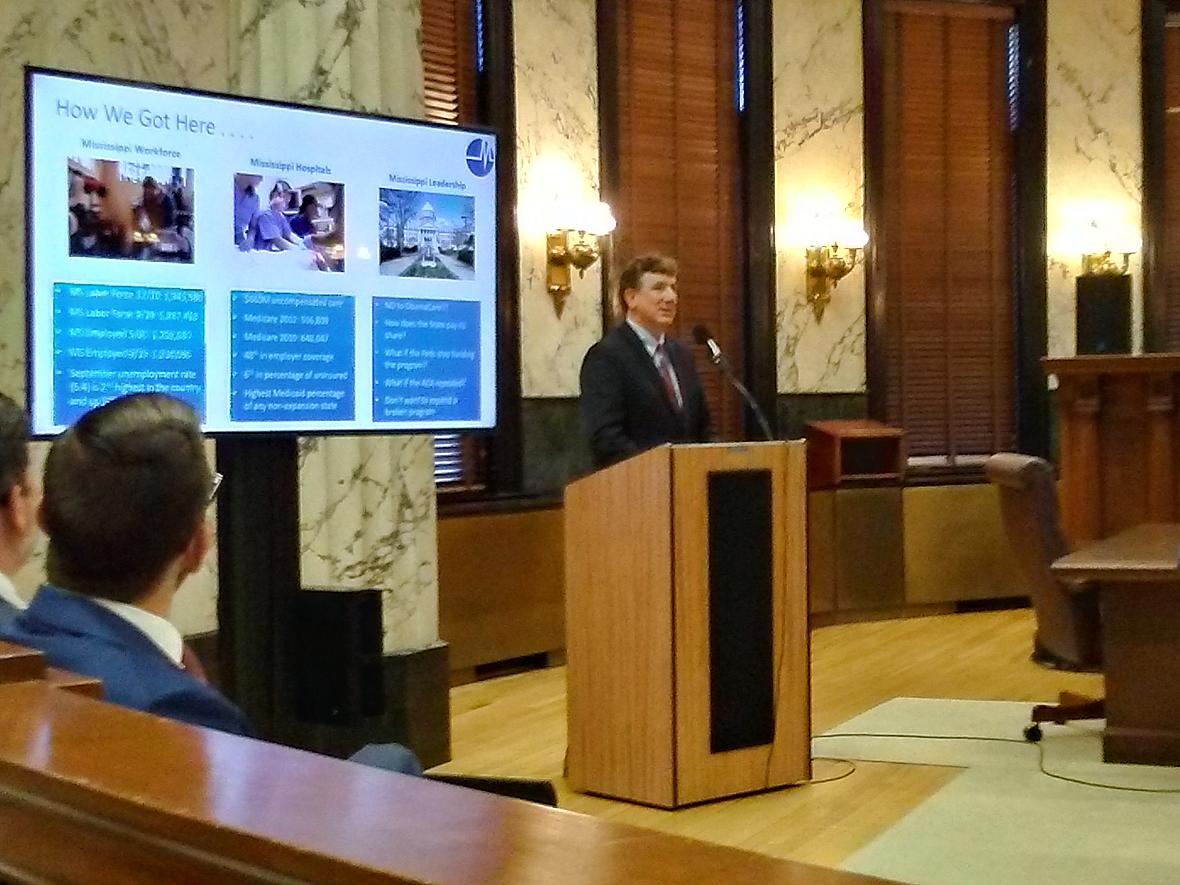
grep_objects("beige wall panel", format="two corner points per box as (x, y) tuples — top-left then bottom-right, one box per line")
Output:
(903, 484), (1027, 604)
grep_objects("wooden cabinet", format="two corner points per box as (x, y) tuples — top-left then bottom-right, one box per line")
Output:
(806, 420), (906, 615)
(805, 419), (906, 489)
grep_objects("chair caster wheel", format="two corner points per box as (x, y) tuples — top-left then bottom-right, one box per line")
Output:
(1024, 724), (1042, 743)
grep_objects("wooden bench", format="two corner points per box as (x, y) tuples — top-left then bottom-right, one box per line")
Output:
(0, 648), (889, 883)
(0, 639), (103, 697)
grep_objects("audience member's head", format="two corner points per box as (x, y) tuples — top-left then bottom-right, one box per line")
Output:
(0, 393), (37, 577)
(41, 393), (213, 607)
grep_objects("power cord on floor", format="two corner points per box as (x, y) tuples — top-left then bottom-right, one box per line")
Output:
(811, 730), (1180, 794)
(805, 758), (857, 784)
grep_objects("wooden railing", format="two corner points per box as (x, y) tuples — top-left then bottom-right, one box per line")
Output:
(0, 643), (886, 884)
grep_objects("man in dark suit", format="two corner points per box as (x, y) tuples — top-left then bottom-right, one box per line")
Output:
(0, 393), (251, 733)
(0, 392), (39, 629)
(580, 253), (712, 468)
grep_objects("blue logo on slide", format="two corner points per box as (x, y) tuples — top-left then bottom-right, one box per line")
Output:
(465, 138), (495, 177)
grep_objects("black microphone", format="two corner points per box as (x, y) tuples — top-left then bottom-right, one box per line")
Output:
(691, 325), (774, 441)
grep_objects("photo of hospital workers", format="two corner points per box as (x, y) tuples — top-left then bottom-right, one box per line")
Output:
(232, 173), (345, 272)
(68, 159), (195, 262)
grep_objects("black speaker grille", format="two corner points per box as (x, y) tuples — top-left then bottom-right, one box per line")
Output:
(707, 470), (775, 754)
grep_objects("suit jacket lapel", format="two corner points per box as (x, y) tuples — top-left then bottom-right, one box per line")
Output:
(617, 324), (681, 420)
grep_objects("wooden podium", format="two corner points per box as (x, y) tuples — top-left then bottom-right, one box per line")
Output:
(564, 442), (811, 808)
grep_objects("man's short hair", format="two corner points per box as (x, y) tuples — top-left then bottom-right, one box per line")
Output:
(0, 393), (29, 504)
(615, 253), (678, 319)
(42, 393), (211, 603)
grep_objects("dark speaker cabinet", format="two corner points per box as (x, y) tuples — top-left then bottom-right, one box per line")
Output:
(292, 588), (384, 725)
(1076, 274), (1131, 355)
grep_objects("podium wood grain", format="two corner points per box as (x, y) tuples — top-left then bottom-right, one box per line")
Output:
(565, 446), (676, 806)
(565, 442), (810, 807)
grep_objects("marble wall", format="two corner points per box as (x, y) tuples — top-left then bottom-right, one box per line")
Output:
(773, 0), (866, 395)
(515, 0), (602, 398)
(1045, 0), (1143, 358)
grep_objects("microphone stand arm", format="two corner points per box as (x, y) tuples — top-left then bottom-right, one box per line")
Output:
(708, 352), (774, 442)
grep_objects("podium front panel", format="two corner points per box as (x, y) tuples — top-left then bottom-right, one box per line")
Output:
(672, 442), (811, 805)
(564, 447), (676, 807)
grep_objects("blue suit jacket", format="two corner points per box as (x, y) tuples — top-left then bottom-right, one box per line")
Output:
(0, 585), (252, 737)
(0, 596), (20, 631)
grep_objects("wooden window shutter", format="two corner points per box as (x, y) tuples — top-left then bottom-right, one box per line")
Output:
(882, 1), (1016, 459)
(608, 0), (745, 439)
(422, 0), (478, 126)
(421, 0), (485, 489)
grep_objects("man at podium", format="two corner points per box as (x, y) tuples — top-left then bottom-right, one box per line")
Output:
(579, 254), (712, 468)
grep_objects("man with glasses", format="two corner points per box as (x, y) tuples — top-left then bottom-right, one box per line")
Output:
(0, 393), (39, 628)
(0, 392), (251, 733)
(0, 392), (422, 775)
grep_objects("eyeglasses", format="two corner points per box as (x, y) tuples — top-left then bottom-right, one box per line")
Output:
(208, 472), (223, 506)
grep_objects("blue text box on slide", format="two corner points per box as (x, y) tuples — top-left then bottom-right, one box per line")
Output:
(230, 290), (355, 422)
(372, 297), (480, 422)
(52, 283), (206, 425)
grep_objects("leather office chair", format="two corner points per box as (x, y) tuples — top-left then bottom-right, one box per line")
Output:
(984, 453), (1104, 738)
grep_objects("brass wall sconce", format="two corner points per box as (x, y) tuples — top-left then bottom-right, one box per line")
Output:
(547, 229), (603, 315)
(1066, 215), (1139, 278)
(544, 202), (615, 317)
(805, 229), (867, 321)
(1080, 250), (1132, 277)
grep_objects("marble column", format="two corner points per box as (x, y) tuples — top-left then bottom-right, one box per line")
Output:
(230, 0), (435, 654)
(772, 0), (866, 395)
(0, 1), (230, 633)
(1046, 0), (1142, 358)
(515, 0), (602, 399)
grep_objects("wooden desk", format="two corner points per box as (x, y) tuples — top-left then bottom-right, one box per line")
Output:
(1053, 524), (1180, 765)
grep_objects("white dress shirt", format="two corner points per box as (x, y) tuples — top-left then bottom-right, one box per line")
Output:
(93, 597), (184, 666)
(0, 571), (27, 612)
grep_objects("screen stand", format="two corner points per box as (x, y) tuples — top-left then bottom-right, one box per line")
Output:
(215, 436), (301, 741)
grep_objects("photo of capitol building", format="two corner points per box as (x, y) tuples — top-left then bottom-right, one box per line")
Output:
(378, 188), (475, 281)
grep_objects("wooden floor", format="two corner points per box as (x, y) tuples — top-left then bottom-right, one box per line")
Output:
(434, 607), (1103, 871)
